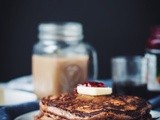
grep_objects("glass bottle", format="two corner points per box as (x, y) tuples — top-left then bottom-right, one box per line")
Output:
(145, 26), (160, 97)
(32, 22), (98, 99)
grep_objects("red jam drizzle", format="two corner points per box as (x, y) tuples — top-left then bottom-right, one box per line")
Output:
(79, 82), (105, 87)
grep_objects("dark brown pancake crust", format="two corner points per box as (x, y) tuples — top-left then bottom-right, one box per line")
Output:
(38, 92), (152, 120)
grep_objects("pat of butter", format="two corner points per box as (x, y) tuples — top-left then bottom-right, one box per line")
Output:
(77, 86), (112, 96)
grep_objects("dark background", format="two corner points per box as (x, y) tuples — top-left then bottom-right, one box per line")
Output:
(0, 0), (160, 82)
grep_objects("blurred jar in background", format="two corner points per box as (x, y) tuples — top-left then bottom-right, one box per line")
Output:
(145, 25), (160, 97)
(32, 22), (98, 99)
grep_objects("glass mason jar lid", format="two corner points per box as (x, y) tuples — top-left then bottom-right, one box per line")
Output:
(38, 22), (83, 42)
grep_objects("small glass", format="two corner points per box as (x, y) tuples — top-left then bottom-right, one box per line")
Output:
(111, 56), (147, 98)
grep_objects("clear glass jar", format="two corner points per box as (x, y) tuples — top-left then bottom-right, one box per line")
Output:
(32, 22), (98, 99)
(145, 26), (160, 94)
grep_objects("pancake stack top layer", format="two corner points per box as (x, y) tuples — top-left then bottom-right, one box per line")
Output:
(35, 91), (152, 120)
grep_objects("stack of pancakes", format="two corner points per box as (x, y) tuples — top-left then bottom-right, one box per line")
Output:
(35, 91), (152, 120)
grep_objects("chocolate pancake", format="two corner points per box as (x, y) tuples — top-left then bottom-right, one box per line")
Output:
(35, 92), (152, 120)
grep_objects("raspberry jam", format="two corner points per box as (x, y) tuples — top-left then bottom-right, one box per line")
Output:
(79, 81), (105, 87)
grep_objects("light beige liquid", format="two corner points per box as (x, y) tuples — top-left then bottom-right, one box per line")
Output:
(32, 55), (89, 99)
(0, 88), (5, 105)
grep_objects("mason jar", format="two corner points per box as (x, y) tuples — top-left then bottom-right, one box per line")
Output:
(145, 26), (160, 98)
(32, 22), (98, 99)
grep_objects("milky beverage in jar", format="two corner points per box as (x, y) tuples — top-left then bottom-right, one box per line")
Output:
(32, 55), (89, 98)
(32, 22), (98, 99)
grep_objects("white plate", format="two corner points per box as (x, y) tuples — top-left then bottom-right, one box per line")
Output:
(8, 75), (34, 92)
(150, 110), (160, 119)
(14, 110), (160, 120)
(0, 88), (37, 106)
(14, 110), (39, 120)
